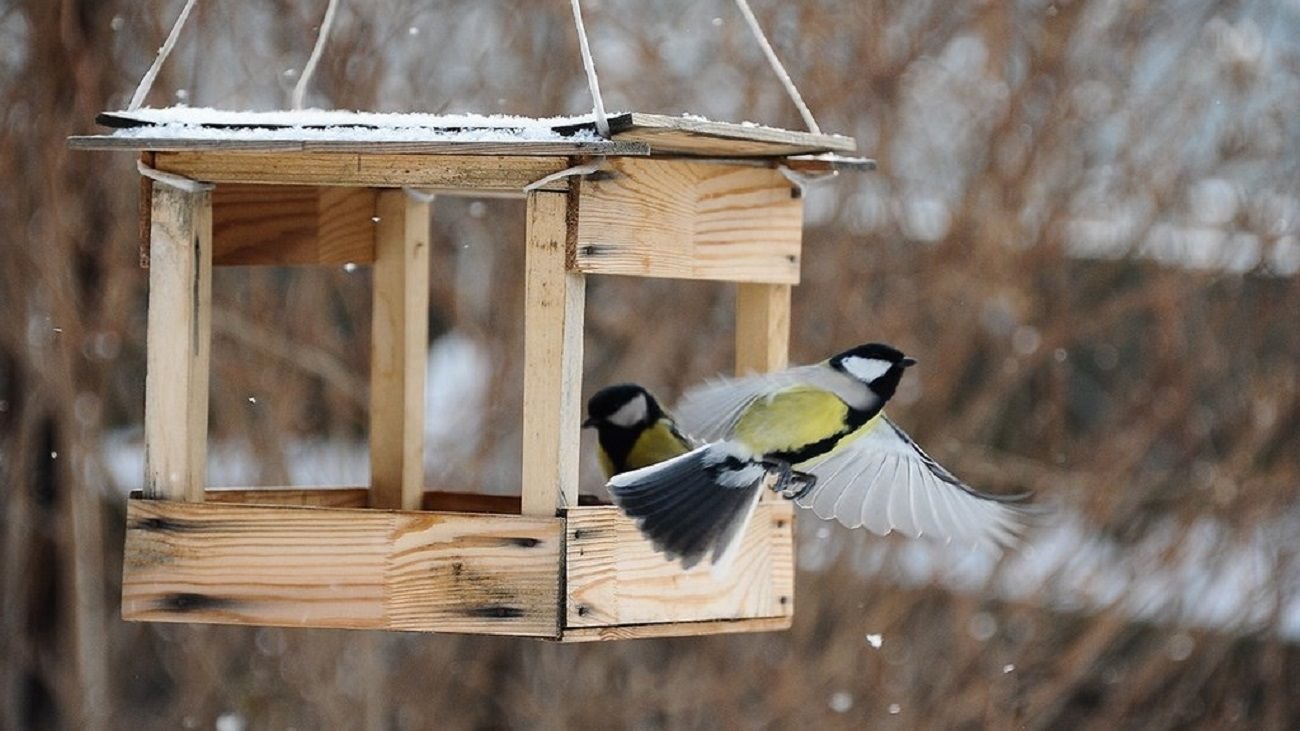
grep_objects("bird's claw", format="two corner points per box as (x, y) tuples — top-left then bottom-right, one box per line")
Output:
(780, 471), (818, 500)
(761, 460), (817, 500)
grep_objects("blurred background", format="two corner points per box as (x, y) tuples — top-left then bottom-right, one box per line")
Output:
(2, 0), (1299, 728)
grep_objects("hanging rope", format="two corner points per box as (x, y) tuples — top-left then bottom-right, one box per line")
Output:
(731, 0), (822, 135)
(292, 0), (341, 110)
(127, 0), (201, 110)
(568, 0), (610, 138)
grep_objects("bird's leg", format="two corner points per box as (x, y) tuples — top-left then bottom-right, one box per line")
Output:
(760, 459), (794, 494)
(759, 459), (818, 499)
(783, 471), (818, 500)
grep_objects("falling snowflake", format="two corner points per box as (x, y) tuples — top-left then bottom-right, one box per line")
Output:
(866, 633), (883, 649)
(1003, 664), (1016, 674)
(248, 396), (257, 404)
(829, 691), (853, 713)
(888, 704), (901, 715)
(343, 262), (358, 273)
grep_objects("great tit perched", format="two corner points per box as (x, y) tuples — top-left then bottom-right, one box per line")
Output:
(583, 384), (694, 478)
(606, 343), (1029, 568)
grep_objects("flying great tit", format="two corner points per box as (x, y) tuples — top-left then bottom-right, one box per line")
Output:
(606, 343), (1030, 568)
(583, 384), (694, 478)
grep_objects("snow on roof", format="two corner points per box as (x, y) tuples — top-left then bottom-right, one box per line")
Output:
(116, 106), (604, 135)
(71, 107), (861, 158)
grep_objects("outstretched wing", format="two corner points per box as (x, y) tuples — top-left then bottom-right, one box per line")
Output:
(797, 415), (1029, 550)
(607, 443), (769, 568)
(673, 365), (830, 442)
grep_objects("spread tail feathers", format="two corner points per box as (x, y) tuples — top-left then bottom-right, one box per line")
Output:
(607, 443), (770, 569)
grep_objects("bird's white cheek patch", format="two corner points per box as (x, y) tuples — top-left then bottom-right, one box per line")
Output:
(608, 393), (648, 428)
(842, 356), (893, 383)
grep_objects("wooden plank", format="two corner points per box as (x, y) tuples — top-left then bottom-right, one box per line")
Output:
(369, 191), (430, 510)
(80, 109), (853, 157)
(735, 283), (791, 374)
(67, 135), (648, 157)
(783, 154), (877, 173)
(211, 185), (377, 266)
(138, 152), (154, 267)
(606, 112), (857, 157)
(199, 488), (609, 513)
(122, 499), (563, 636)
(144, 183), (212, 502)
(573, 158), (803, 284)
(520, 191), (586, 517)
(564, 502), (794, 628)
(205, 487), (370, 508)
(148, 152), (578, 193)
(561, 615), (792, 642)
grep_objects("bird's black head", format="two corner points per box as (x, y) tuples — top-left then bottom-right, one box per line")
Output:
(583, 383), (663, 431)
(828, 342), (917, 402)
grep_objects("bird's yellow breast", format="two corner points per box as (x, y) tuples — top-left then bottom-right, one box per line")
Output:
(733, 386), (851, 456)
(627, 420), (692, 470)
(598, 419), (692, 478)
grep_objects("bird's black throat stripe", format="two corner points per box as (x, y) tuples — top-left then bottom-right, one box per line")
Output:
(765, 403), (879, 466)
(598, 425), (640, 474)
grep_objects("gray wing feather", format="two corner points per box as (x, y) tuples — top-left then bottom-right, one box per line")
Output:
(794, 415), (1029, 550)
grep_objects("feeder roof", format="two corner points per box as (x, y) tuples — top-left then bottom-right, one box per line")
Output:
(68, 107), (862, 160)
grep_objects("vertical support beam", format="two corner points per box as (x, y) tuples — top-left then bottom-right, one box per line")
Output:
(521, 191), (586, 517)
(735, 283), (791, 375)
(369, 190), (430, 510)
(144, 183), (212, 501)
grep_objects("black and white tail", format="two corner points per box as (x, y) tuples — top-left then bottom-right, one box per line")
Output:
(607, 443), (770, 569)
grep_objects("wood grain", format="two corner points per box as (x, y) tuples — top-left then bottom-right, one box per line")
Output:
(144, 184), (211, 502)
(369, 191), (430, 510)
(564, 502), (794, 628)
(561, 615), (793, 642)
(573, 158), (804, 284)
(122, 499), (563, 636)
(199, 488), (610, 513)
(735, 283), (791, 375)
(520, 191), (586, 517)
(205, 487), (370, 508)
(138, 152), (154, 267)
(211, 185), (377, 266)
(145, 152), (581, 193)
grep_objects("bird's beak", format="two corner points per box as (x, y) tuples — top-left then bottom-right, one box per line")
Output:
(582, 417), (596, 428)
(900, 356), (918, 368)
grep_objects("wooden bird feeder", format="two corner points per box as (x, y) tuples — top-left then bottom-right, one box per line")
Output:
(71, 109), (868, 640)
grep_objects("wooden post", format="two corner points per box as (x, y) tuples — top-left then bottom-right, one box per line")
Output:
(735, 283), (791, 375)
(520, 190), (585, 517)
(144, 183), (212, 502)
(369, 190), (430, 510)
